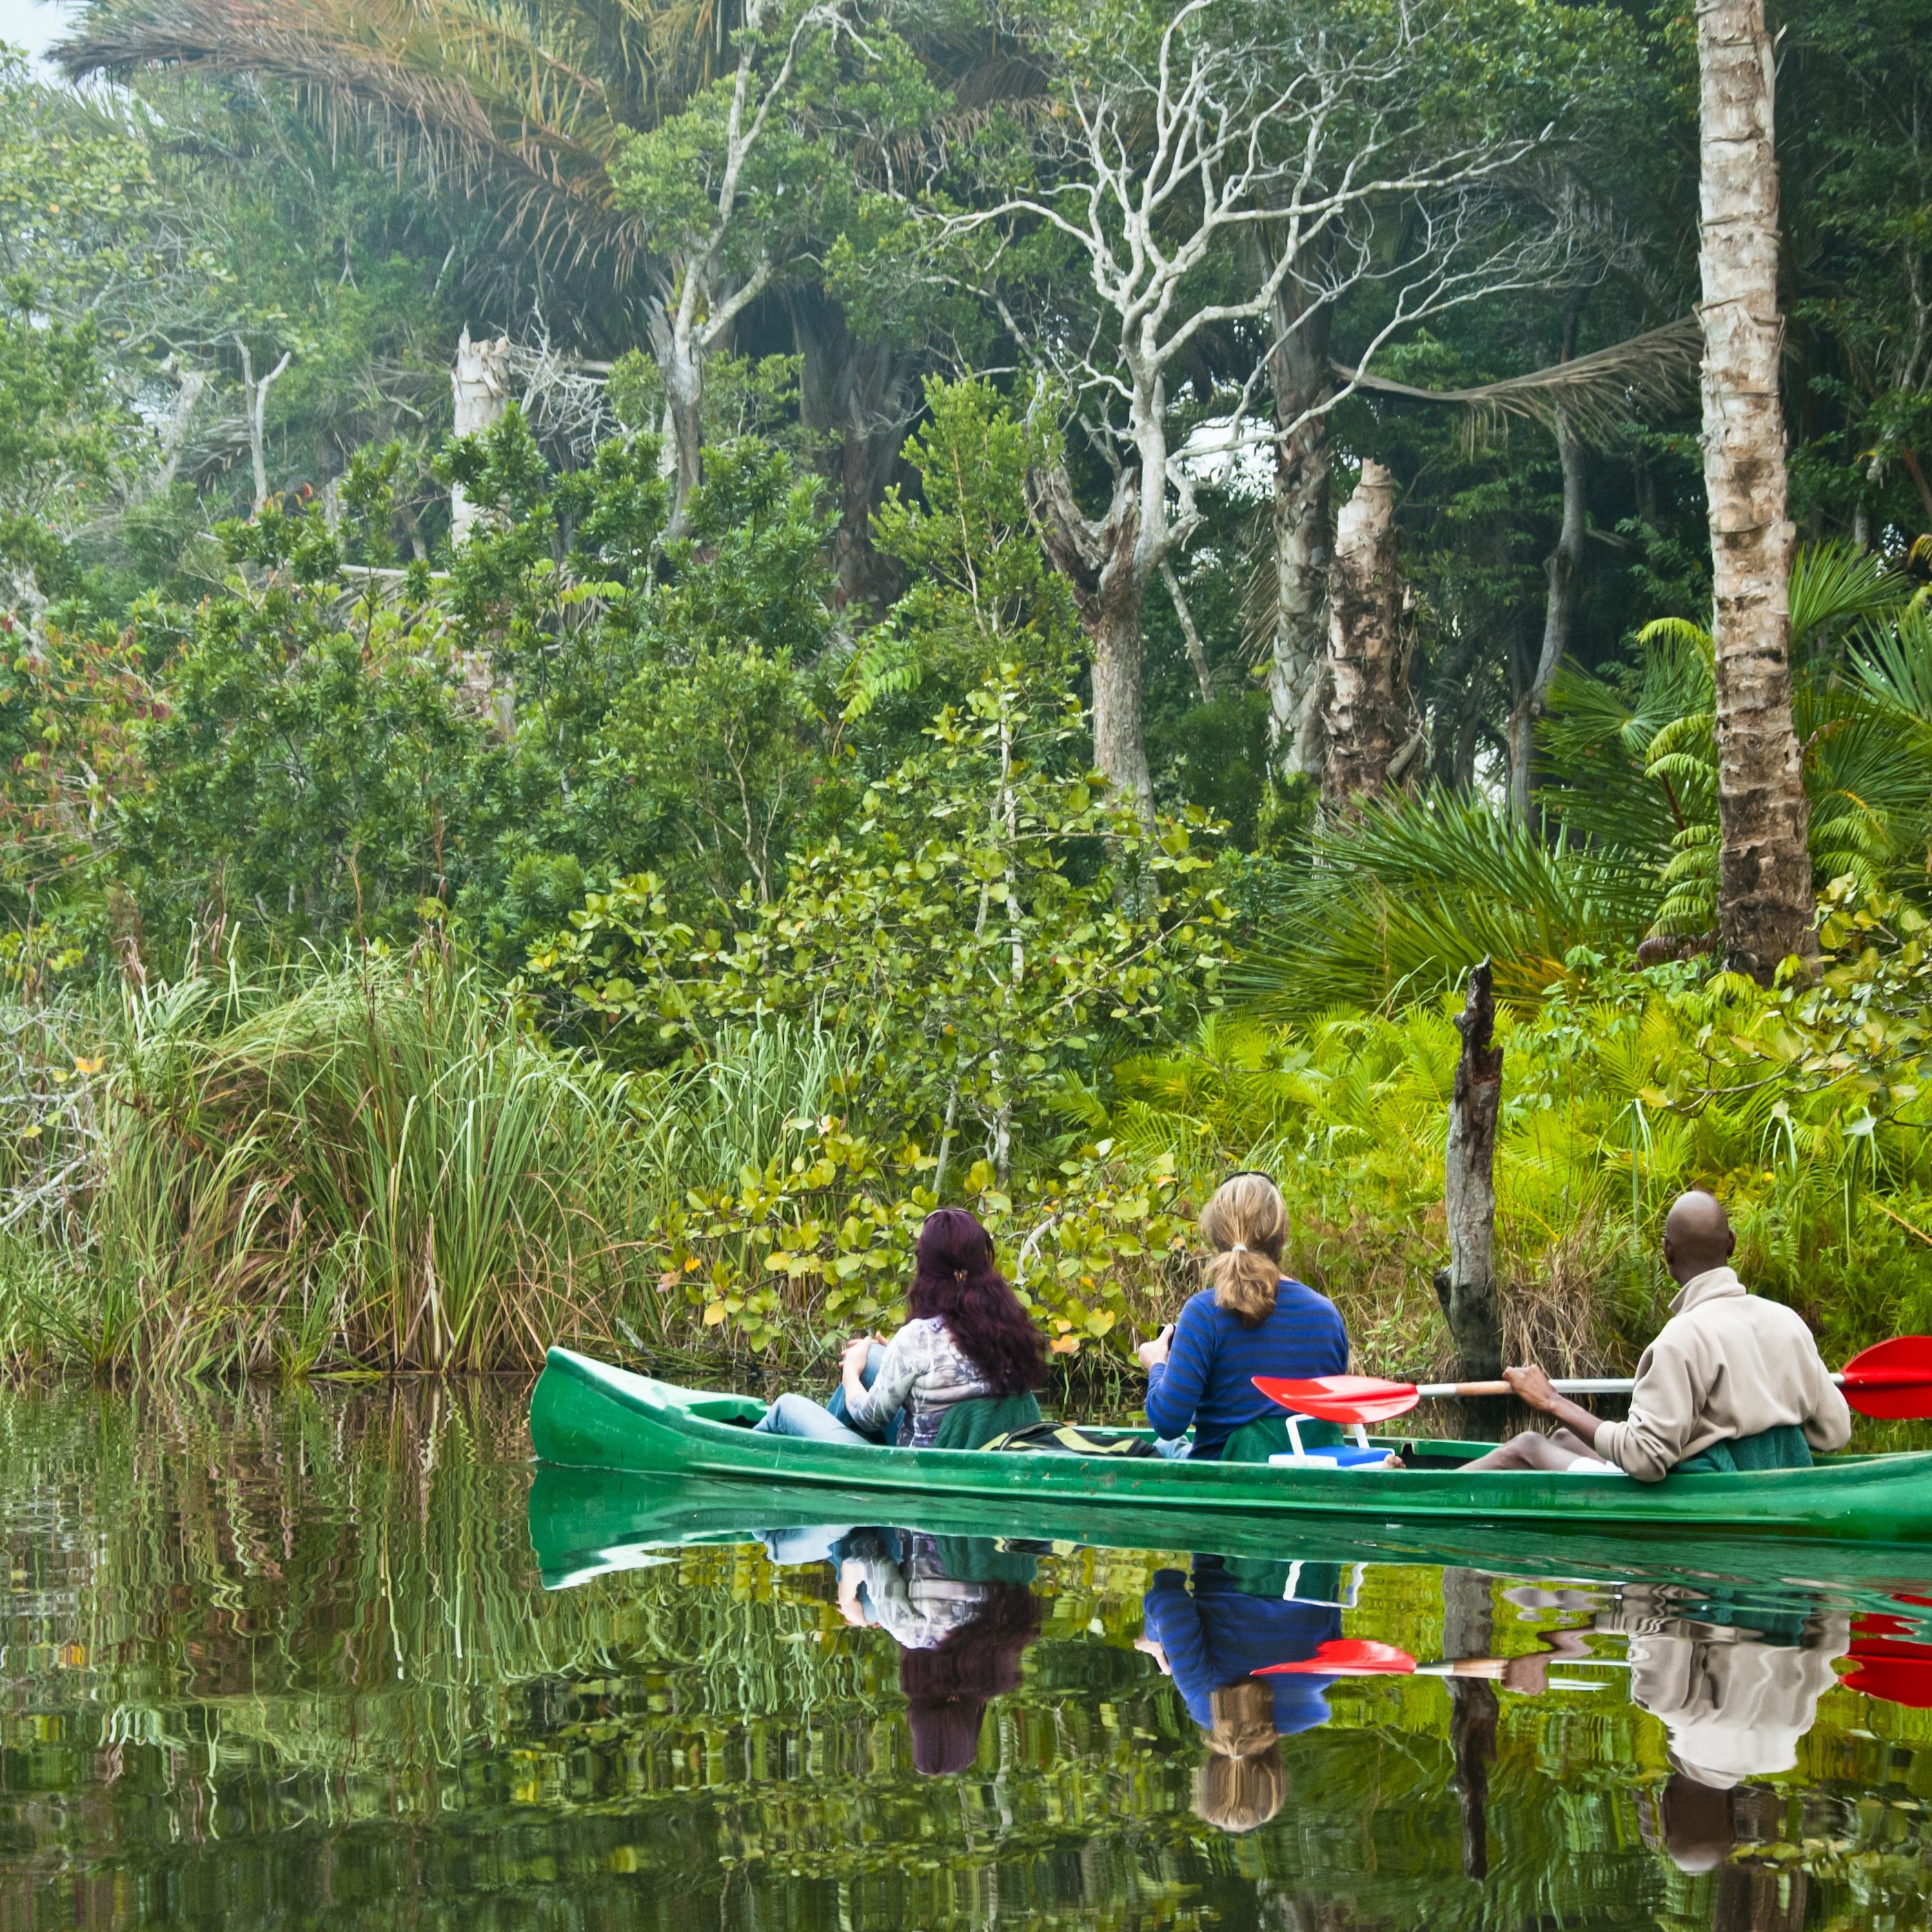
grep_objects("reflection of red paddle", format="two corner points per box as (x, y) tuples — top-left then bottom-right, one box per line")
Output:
(1256, 1336), (1932, 1425)
(1844, 1622), (1932, 1708)
(1258, 1639), (1417, 1676)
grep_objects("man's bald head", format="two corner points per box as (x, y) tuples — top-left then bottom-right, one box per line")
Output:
(1663, 1190), (1735, 1285)
(1659, 1772), (1735, 1873)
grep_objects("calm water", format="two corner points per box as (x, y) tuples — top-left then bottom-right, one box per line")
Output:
(2, 1385), (1931, 1930)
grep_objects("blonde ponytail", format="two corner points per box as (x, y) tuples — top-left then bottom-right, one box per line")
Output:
(1194, 1680), (1284, 1833)
(1200, 1172), (1288, 1326)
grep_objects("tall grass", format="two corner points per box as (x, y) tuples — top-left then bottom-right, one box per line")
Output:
(5, 940), (1931, 1386)
(0, 956), (640, 1376)
(0, 954), (891, 1381)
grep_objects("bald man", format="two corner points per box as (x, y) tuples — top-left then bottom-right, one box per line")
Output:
(1466, 1191), (1851, 1480)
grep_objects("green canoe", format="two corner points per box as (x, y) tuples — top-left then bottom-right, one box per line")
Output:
(527, 1463), (1932, 1609)
(528, 1346), (1932, 1544)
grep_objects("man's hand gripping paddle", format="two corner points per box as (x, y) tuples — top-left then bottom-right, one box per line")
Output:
(1252, 1335), (1932, 1426)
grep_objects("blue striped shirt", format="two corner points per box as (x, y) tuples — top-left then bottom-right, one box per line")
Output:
(1145, 1281), (1350, 1459)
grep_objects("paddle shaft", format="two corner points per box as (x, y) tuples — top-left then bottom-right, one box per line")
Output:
(1413, 1370), (1911, 1398)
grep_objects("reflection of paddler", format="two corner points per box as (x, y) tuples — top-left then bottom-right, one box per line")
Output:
(833, 1530), (1043, 1777)
(1599, 1587), (1850, 1793)
(1137, 1556), (1341, 1833)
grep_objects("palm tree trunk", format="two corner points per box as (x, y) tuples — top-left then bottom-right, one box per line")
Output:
(1321, 461), (1403, 814)
(1697, 0), (1814, 979)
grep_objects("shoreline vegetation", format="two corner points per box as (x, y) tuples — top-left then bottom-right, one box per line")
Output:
(7, 1), (1932, 1405)
(6, 907), (1932, 1394)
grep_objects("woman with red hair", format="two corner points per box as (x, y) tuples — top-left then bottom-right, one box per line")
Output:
(753, 1208), (1046, 1448)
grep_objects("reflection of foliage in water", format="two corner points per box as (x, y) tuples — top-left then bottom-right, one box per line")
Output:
(1, 1386), (1931, 1930)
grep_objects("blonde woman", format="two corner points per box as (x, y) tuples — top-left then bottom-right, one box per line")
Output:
(1193, 1682), (1288, 1834)
(1137, 1171), (1347, 1459)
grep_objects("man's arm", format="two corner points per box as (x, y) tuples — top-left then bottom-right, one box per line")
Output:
(1501, 1367), (1601, 1445)
(1802, 1352), (1852, 1452)
(1586, 1339), (1702, 1482)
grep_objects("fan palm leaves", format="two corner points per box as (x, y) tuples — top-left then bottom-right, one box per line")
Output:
(1543, 541), (1923, 936)
(1237, 789), (1661, 1015)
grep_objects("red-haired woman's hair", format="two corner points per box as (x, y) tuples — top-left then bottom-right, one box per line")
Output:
(908, 1208), (1046, 1396)
(900, 1583), (1042, 1775)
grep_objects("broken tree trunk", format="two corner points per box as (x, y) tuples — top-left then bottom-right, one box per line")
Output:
(1321, 460), (1403, 815)
(1441, 1568), (1497, 1884)
(451, 328), (511, 545)
(1436, 958), (1505, 1411)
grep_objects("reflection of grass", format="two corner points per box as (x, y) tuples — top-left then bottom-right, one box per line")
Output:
(1, 1381), (1930, 1932)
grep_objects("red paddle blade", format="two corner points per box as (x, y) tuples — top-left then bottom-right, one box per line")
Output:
(1844, 1628), (1932, 1708)
(1259, 1639), (1417, 1676)
(1252, 1374), (1421, 1425)
(1841, 1337), (1932, 1419)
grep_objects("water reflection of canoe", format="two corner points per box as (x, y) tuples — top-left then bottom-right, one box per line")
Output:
(525, 1465), (1932, 1630)
(529, 1347), (1932, 1546)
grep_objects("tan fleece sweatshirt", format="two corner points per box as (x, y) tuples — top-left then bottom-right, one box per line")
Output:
(1591, 1266), (1851, 1483)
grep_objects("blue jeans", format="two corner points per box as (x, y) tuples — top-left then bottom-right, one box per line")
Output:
(754, 1343), (901, 1446)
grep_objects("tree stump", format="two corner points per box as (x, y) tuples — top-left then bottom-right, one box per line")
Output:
(1435, 958), (1506, 1433)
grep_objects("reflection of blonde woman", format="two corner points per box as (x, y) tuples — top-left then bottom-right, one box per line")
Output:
(1194, 1681), (1285, 1833)
(1136, 1172), (1348, 1459)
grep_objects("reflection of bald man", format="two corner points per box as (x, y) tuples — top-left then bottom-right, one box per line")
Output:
(1601, 1589), (1850, 1792)
(1468, 1191), (1851, 1478)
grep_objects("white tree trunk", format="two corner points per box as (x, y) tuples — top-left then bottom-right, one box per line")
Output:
(451, 328), (510, 544)
(1321, 461), (1404, 813)
(237, 341), (293, 514)
(1697, 0), (1814, 978)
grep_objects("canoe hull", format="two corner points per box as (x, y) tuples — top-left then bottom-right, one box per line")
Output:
(529, 1346), (1932, 1542)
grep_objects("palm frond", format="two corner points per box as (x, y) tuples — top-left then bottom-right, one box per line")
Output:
(1238, 790), (1661, 1016)
(1334, 317), (1702, 447)
(1788, 540), (1909, 655)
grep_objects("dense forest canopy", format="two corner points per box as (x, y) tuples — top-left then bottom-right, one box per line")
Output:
(4, 0), (1932, 1380)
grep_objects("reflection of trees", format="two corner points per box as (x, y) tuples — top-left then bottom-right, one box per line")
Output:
(0, 1386), (1929, 1929)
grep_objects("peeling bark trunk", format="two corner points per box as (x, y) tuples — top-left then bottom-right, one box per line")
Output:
(1437, 959), (1504, 1392)
(1697, 0), (1815, 980)
(451, 328), (509, 544)
(1321, 461), (1403, 814)
(1266, 278), (1333, 778)
(1029, 464), (1154, 818)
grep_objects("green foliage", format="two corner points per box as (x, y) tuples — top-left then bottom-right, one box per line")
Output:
(119, 503), (486, 949)
(0, 279), (131, 594)
(1240, 789), (1659, 1014)
(531, 664), (1233, 1165)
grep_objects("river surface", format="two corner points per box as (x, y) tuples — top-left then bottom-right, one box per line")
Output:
(1, 1382), (1931, 1929)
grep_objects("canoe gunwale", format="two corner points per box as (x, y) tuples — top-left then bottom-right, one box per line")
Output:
(529, 1347), (1932, 1542)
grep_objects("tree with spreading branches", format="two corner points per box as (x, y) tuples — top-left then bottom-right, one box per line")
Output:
(920, 0), (1588, 816)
